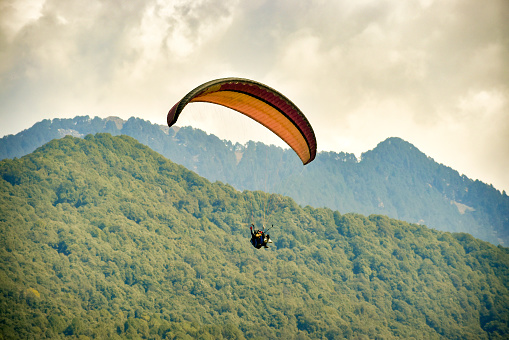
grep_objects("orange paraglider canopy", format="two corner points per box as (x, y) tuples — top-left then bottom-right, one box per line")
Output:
(167, 77), (316, 165)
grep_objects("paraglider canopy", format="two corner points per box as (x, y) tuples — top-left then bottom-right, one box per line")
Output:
(168, 77), (317, 165)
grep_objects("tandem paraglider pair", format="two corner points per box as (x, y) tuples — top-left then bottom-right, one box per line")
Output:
(167, 77), (317, 249)
(250, 224), (273, 249)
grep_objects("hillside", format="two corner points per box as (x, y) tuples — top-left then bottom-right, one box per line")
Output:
(1, 134), (508, 339)
(1, 116), (508, 246)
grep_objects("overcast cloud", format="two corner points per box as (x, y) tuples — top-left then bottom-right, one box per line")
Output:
(1, 0), (508, 193)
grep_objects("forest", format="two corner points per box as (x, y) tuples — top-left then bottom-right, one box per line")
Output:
(0, 133), (508, 339)
(1, 116), (507, 246)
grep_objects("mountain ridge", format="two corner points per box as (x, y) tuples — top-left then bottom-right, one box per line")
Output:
(1, 116), (507, 245)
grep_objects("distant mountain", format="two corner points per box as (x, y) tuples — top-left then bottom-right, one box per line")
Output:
(1, 133), (508, 338)
(1, 116), (508, 245)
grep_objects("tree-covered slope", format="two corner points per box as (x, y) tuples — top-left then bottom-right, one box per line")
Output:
(1, 134), (508, 339)
(1, 116), (508, 246)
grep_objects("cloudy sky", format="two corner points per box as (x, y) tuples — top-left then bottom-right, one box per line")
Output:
(1, 0), (508, 193)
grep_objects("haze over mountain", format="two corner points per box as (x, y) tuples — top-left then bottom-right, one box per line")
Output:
(1, 134), (508, 339)
(1, 116), (507, 246)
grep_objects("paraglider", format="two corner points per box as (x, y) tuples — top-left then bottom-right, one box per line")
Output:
(168, 77), (316, 249)
(167, 77), (317, 165)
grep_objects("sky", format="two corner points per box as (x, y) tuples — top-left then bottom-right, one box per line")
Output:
(1, 0), (508, 193)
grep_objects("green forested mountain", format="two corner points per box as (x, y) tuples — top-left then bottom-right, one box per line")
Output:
(1, 134), (508, 339)
(1, 116), (507, 246)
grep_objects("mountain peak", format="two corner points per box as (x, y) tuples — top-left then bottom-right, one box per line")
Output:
(360, 137), (428, 168)
(373, 137), (424, 155)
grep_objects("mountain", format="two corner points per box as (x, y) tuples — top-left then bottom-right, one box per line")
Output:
(1, 116), (508, 245)
(1, 133), (508, 339)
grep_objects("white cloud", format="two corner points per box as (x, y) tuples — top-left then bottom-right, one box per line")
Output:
(0, 0), (45, 40)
